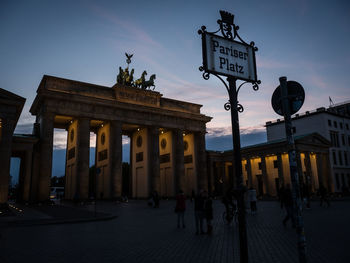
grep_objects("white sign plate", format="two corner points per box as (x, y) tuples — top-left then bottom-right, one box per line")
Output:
(202, 32), (257, 82)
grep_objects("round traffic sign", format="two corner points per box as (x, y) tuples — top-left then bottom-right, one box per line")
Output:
(271, 81), (305, 116)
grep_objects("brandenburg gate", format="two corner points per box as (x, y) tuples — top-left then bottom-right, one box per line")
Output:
(29, 62), (211, 201)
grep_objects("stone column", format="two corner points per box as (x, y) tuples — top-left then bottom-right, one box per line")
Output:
(30, 141), (40, 202)
(148, 126), (160, 193)
(296, 151), (304, 184)
(0, 118), (15, 204)
(246, 157), (253, 187)
(322, 153), (333, 192)
(173, 129), (184, 193)
(110, 120), (123, 199)
(64, 127), (70, 199)
(277, 154), (284, 186)
(37, 112), (54, 201)
(195, 131), (207, 191)
(304, 152), (312, 189)
(22, 149), (33, 202)
(76, 118), (90, 200)
(316, 153), (324, 188)
(261, 155), (269, 195)
(129, 133), (133, 197)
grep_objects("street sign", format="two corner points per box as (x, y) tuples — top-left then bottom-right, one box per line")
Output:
(201, 32), (257, 82)
(199, 11), (259, 263)
(272, 81), (305, 116)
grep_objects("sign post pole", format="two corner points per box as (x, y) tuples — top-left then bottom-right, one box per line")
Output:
(280, 76), (307, 263)
(228, 77), (249, 263)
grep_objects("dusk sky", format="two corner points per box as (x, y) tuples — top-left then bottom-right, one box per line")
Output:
(1, 0), (350, 150)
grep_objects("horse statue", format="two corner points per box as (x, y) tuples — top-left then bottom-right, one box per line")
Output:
(116, 67), (124, 84)
(134, 70), (147, 88)
(142, 74), (156, 90)
(125, 68), (134, 86)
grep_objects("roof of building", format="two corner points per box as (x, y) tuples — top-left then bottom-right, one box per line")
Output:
(266, 100), (350, 127)
(0, 88), (26, 125)
(207, 132), (331, 156)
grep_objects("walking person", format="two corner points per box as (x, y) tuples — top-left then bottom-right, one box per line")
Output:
(191, 189), (195, 202)
(204, 192), (213, 235)
(175, 189), (186, 228)
(247, 187), (257, 214)
(302, 184), (311, 209)
(281, 184), (296, 228)
(278, 185), (285, 209)
(152, 190), (160, 208)
(319, 185), (330, 208)
(222, 188), (234, 223)
(194, 190), (205, 235)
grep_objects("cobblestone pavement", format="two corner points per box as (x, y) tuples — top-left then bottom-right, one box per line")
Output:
(0, 200), (349, 263)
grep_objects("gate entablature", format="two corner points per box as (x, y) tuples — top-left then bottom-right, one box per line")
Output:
(30, 75), (211, 131)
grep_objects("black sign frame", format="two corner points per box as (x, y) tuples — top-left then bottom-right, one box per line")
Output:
(201, 32), (258, 83)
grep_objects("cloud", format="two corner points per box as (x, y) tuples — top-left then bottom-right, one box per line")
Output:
(207, 124), (266, 138)
(89, 3), (162, 49)
(206, 127), (267, 151)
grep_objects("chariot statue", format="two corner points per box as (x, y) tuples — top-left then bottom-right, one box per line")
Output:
(116, 53), (156, 90)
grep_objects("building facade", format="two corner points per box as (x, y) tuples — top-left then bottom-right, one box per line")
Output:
(0, 88), (26, 204)
(266, 101), (350, 192)
(1, 75), (211, 203)
(207, 133), (331, 197)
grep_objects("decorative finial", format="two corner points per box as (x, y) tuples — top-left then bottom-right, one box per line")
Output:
(125, 53), (133, 67)
(219, 10), (234, 25)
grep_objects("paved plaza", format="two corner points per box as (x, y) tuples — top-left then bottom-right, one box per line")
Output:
(0, 199), (349, 263)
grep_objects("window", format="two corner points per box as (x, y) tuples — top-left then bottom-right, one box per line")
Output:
(345, 152), (348, 166)
(328, 119), (332, 127)
(335, 173), (340, 189)
(330, 131), (340, 147)
(136, 152), (143, 162)
(332, 151), (337, 165)
(292, 127), (296, 134)
(342, 134), (346, 145)
(258, 162), (262, 170)
(346, 123), (349, 130)
(348, 136), (350, 146)
(334, 121), (338, 128)
(340, 122), (343, 129)
(338, 151), (343, 166)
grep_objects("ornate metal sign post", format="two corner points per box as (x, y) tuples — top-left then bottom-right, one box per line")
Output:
(199, 11), (260, 263)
